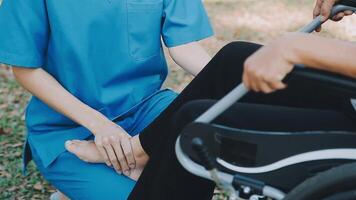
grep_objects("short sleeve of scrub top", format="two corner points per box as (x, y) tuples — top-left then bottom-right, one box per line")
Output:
(162, 0), (214, 47)
(0, 0), (214, 170)
(0, 0), (49, 68)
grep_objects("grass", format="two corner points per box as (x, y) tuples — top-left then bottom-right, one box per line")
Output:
(0, 67), (55, 199)
(1, 0), (355, 199)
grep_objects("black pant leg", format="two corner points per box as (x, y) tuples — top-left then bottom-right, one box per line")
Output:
(131, 41), (356, 200)
(130, 99), (356, 200)
(130, 41), (262, 200)
(140, 41), (354, 155)
(150, 99), (356, 200)
(139, 41), (262, 155)
(185, 100), (356, 132)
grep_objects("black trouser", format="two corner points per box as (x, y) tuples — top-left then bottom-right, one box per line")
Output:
(128, 42), (356, 200)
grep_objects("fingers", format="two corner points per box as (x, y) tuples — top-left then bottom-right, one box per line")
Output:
(320, 0), (335, 21)
(259, 82), (274, 94)
(105, 143), (122, 173)
(249, 75), (261, 92)
(270, 80), (287, 91)
(92, 123), (135, 176)
(244, 73), (283, 93)
(344, 10), (354, 16)
(333, 10), (353, 21)
(332, 12), (344, 21)
(95, 137), (111, 166)
(313, 0), (323, 18)
(110, 136), (130, 176)
(313, 0), (324, 32)
(120, 137), (136, 169)
(258, 74), (286, 93)
(313, 0), (353, 29)
(242, 72), (251, 91)
(313, 0), (348, 31)
(243, 64), (287, 93)
(243, 70), (260, 92)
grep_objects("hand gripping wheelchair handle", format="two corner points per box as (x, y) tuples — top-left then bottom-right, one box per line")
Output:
(300, 0), (356, 32)
(195, 3), (356, 124)
(195, 67), (356, 124)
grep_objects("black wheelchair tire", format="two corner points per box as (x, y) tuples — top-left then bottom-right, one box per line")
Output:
(284, 162), (356, 200)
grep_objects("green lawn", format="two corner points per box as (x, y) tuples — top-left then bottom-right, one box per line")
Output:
(0, 66), (55, 199)
(1, 0), (354, 199)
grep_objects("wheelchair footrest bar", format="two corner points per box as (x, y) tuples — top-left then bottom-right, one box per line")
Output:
(232, 174), (265, 195)
(232, 174), (265, 199)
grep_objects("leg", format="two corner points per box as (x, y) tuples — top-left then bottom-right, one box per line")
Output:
(130, 41), (355, 199)
(130, 99), (356, 200)
(30, 145), (136, 200)
(140, 41), (353, 156)
(180, 100), (356, 132)
(139, 41), (263, 155)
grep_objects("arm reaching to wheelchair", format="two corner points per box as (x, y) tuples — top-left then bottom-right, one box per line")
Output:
(243, 33), (356, 93)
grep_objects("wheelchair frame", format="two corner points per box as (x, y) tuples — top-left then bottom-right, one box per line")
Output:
(175, 2), (356, 200)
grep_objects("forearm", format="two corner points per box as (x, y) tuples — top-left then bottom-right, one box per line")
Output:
(168, 42), (211, 76)
(287, 33), (356, 78)
(12, 67), (108, 134)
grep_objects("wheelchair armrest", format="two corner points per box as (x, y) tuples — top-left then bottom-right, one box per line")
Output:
(338, 0), (356, 7)
(288, 66), (356, 97)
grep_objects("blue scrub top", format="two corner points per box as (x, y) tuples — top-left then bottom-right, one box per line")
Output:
(0, 0), (213, 169)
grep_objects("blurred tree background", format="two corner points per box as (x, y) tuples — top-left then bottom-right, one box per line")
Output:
(0, 0), (355, 199)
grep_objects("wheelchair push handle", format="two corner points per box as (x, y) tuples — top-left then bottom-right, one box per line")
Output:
(299, 1), (356, 33)
(195, 2), (356, 124)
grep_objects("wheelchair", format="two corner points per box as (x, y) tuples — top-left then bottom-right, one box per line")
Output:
(175, 1), (356, 199)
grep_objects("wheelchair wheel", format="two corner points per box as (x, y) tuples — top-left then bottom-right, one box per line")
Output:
(284, 162), (356, 200)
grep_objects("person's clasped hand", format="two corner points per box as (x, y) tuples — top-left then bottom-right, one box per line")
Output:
(92, 120), (136, 176)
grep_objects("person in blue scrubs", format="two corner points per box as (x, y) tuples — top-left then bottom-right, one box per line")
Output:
(0, 0), (213, 199)
(1, 0), (355, 199)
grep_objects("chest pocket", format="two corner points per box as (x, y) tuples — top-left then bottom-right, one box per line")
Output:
(127, 0), (163, 61)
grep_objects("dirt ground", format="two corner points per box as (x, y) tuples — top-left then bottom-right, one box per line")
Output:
(0, 0), (355, 199)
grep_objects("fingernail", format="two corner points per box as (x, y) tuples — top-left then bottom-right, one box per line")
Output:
(129, 164), (135, 168)
(65, 141), (73, 149)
